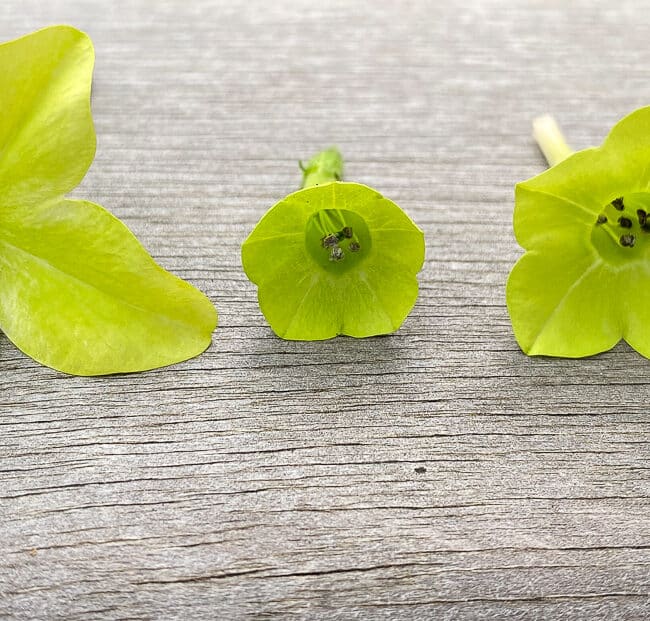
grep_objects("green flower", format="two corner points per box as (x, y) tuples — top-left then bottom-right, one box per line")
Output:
(507, 107), (650, 358)
(242, 148), (425, 340)
(0, 26), (216, 375)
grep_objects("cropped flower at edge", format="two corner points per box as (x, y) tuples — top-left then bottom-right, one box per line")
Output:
(242, 149), (425, 340)
(0, 26), (216, 375)
(506, 106), (650, 359)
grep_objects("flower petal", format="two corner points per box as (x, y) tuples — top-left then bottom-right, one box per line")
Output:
(0, 199), (217, 375)
(620, 262), (650, 357)
(0, 26), (95, 207)
(346, 263), (420, 336)
(601, 106), (650, 192)
(258, 270), (340, 340)
(514, 177), (598, 250)
(256, 266), (407, 340)
(506, 244), (621, 357)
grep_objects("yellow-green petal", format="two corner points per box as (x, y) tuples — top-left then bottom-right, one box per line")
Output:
(0, 199), (217, 375)
(601, 106), (650, 193)
(0, 26), (95, 207)
(620, 261), (650, 358)
(506, 245), (621, 357)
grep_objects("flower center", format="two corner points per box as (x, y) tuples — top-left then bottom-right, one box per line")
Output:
(591, 193), (650, 264)
(305, 209), (371, 273)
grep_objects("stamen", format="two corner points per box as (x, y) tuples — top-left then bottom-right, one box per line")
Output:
(349, 242), (360, 252)
(329, 246), (344, 261)
(638, 209), (647, 226)
(611, 197), (625, 211)
(618, 216), (632, 229)
(596, 214), (607, 224)
(620, 234), (636, 247)
(322, 234), (339, 248)
(342, 226), (353, 238)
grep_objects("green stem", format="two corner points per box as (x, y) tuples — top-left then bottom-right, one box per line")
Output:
(300, 147), (344, 188)
(532, 115), (573, 167)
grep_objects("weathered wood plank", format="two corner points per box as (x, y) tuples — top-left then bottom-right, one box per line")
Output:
(1, 1), (649, 619)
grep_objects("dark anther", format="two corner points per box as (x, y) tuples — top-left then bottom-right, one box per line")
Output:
(618, 216), (633, 228)
(329, 246), (344, 261)
(596, 214), (607, 225)
(638, 209), (647, 226)
(349, 242), (361, 252)
(322, 234), (339, 248)
(611, 197), (625, 211)
(342, 226), (353, 238)
(620, 234), (636, 247)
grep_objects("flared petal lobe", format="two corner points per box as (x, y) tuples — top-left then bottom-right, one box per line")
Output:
(0, 26), (96, 207)
(0, 199), (217, 375)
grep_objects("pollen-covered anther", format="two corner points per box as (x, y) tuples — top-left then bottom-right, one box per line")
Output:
(637, 209), (650, 232)
(618, 216), (633, 229)
(349, 242), (360, 252)
(620, 234), (636, 247)
(596, 214), (607, 224)
(329, 246), (344, 261)
(342, 226), (353, 238)
(612, 197), (625, 210)
(637, 209), (647, 226)
(322, 234), (339, 248)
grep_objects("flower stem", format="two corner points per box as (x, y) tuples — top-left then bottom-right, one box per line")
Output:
(300, 147), (344, 188)
(532, 115), (573, 167)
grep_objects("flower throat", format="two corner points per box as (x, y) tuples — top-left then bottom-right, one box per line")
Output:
(305, 208), (371, 273)
(592, 192), (650, 262)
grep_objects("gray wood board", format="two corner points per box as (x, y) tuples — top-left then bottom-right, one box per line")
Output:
(1, 1), (649, 619)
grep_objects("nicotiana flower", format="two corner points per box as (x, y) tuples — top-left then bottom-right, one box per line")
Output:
(242, 148), (425, 340)
(0, 26), (216, 375)
(507, 106), (650, 358)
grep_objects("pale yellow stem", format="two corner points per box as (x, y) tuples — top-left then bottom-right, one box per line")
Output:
(532, 115), (573, 167)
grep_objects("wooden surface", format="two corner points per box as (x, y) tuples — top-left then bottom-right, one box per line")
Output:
(1, 1), (649, 619)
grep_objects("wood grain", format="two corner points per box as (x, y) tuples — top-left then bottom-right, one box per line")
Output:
(1, 1), (649, 619)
